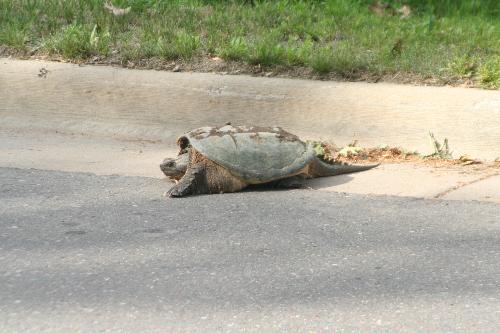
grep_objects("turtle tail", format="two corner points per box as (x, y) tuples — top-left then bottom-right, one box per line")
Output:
(309, 158), (379, 178)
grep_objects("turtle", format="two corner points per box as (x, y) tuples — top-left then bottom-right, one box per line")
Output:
(160, 125), (379, 197)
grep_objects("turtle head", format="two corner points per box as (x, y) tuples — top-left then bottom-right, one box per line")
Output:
(160, 151), (189, 180)
(160, 135), (193, 180)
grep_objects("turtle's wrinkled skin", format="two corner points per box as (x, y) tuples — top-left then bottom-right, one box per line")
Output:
(161, 125), (379, 197)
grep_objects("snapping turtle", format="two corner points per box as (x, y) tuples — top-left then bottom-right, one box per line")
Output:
(160, 125), (378, 197)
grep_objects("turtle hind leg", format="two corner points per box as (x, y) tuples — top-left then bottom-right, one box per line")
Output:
(204, 161), (248, 194)
(168, 163), (208, 197)
(271, 175), (308, 189)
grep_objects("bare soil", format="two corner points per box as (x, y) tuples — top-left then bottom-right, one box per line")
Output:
(319, 143), (500, 173)
(0, 47), (479, 89)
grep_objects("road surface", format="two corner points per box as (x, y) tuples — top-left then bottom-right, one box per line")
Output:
(1, 167), (499, 332)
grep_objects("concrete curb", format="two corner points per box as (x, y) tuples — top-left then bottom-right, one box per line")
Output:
(1, 58), (499, 203)
(1, 127), (498, 203)
(1, 58), (499, 160)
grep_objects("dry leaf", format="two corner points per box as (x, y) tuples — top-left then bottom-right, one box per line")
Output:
(459, 155), (474, 161)
(397, 5), (411, 19)
(458, 155), (481, 165)
(104, 1), (131, 16)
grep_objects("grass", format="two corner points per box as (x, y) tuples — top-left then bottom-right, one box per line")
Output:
(0, 0), (498, 88)
(478, 56), (500, 89)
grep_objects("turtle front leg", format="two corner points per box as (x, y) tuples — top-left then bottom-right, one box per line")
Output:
(168, 163), (207, 197)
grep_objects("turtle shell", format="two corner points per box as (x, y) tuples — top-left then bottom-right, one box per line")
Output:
(180, 125), (316, 184)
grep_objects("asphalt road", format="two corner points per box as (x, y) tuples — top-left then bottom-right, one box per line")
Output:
(1, 167), (499, 333)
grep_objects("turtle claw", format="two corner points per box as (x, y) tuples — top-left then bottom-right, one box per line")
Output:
(167, 183), (191, 197)
(167, 163), (206, 198)
(167, 187), (181, 197)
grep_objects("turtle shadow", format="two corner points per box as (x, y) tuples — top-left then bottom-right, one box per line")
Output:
(162, 175), (355, 196)
(244, 175), (354, 193)
(305, 174), (355, 190)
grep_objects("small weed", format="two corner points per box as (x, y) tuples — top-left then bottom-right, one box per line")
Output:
(89, 24), (111, 56)
(478, 56), (500, 89)
(310, 43), (370, 77)
(249, 39), (286, 67)
(338, 146), (364, 157)
(284, 39), (313, 66)
(0, 25), (29, 50)
(44, 24), (92, 58)
(218, 37), (248, 61)
(310, 141), (326, 157)
(173, 32), (200, 59)
(44, 23), (111, 58)
(426, 132), (453, 159)
(446, 54), (478, 78)
(309, 48), (335, 74)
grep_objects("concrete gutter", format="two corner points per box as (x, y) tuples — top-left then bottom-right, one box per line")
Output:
(1, 58), (499, 203)
(2, 58), (499, 160)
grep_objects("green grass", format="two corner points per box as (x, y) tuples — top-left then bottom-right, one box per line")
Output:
(1, 0), (499, 88)
(478, 56), (500, 89)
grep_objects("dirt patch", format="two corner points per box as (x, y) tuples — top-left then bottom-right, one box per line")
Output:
(0, 47), (479, 89)
(316, 142), (500, 173)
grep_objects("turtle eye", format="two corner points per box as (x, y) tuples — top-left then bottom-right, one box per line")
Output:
(177, 136), (190, 150)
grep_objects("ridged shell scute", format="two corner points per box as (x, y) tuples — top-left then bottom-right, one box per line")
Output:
(181, 125), (315, 184)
